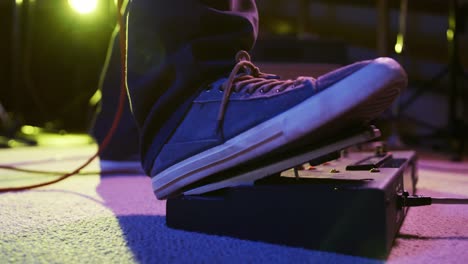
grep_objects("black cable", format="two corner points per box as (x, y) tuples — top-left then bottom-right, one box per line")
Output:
(431, 198), (468, 205)
(398, 192), (468, 207)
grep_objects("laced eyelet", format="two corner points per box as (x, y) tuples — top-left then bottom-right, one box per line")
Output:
(217, 50), (299, 133)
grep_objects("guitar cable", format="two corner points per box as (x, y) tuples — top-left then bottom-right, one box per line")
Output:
(0, 0), (128, 193)
(0, 1), (467, 206)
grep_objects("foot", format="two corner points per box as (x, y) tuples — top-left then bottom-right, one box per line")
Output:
(151, 51), (407, 199)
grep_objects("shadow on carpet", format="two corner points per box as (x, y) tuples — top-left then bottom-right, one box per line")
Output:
(97, 174), (384, 263)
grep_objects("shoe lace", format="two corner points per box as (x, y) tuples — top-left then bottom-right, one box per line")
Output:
(217, 50), (308, 133)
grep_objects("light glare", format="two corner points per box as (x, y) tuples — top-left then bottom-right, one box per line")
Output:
(446, 29), (454, 41)
(394, 43), (403, 54)
(69, 0), (97, 14)
(394, 33), (404, 54)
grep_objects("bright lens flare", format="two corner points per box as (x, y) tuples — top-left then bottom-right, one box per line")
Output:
(69, 0), (98, 14)
(394, 33), (404, 54)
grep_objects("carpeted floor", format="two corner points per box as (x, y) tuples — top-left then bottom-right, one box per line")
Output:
(1, 140), (467, 263)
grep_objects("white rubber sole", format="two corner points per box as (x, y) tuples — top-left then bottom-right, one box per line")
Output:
(152, 57), (407, 199)
(183, 127), (380, 196)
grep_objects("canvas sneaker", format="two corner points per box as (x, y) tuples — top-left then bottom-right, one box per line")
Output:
(152, 51), (407, 199)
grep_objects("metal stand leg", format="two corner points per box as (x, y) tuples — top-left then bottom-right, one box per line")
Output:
(397, 0), (466, 160)
(387, 0), (408, 149)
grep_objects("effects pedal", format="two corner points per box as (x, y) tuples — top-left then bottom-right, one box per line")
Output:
(166, 129), (418, 258)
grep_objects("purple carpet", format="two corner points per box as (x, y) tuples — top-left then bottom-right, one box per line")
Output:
(1, 141), (467, 263)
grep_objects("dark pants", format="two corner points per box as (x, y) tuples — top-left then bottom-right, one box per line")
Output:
(126, 0), (259, 173)
(91, 25), (140, 161)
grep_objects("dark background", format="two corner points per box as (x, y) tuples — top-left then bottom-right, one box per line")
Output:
(0, 0), (115, 131)
(0, 0), (467, 140)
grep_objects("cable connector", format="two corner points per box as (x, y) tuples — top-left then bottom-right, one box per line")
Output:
(398, 191), (468, 207)
(398, 191), (432, 207)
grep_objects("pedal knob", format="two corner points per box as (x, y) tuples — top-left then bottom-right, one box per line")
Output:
(375, 143), (387, 157)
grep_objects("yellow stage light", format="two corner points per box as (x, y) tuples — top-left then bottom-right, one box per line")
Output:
(68, 0), (98, 14)
(446, 29), (454, 41)
(394, 33), (404, 54)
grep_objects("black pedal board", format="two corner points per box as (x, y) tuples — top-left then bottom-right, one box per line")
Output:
(166, 147), (418, 259)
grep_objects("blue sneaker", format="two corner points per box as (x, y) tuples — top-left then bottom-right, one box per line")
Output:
(152, 51), (407, 199)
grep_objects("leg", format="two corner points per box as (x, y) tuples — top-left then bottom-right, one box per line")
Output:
(126, 0), (258, 173)
(90, 22), (140, 162)
(126, 0), (408, 199)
